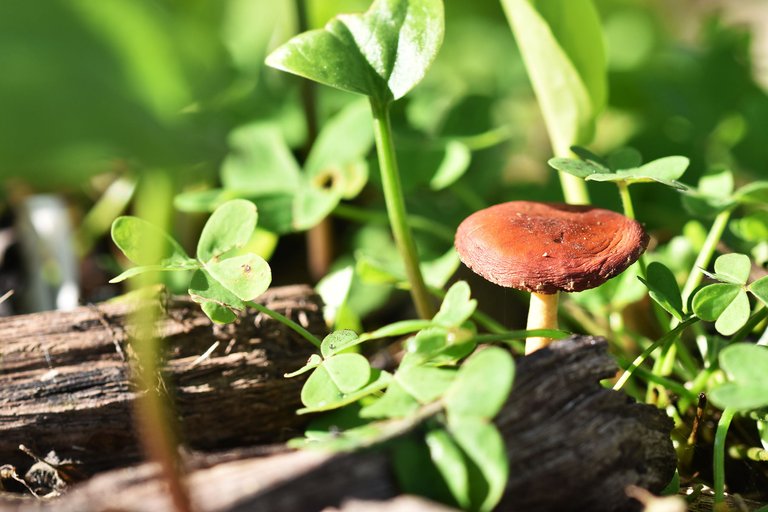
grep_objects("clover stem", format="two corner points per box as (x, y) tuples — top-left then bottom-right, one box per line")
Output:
(714, 407), (736, 505)
(247, 301), (322, 350)
(369, 99), (435, 319)
(525, 291), (559, 354)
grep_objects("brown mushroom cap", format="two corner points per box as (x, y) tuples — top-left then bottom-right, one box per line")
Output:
(455, 201), (649, 294)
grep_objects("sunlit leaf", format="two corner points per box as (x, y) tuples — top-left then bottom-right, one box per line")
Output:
(692, 283), (742, 322)
(284, 354), (324, 378)
(714, 253), (751, 285)
(188, 269), (245, 310)
(714, 290), (750, 336)
(324, 353), (371, 393)
(266, 0), (445, 103)
(433, 281), (477, 328)
(321, 330), (360, 358)
(197, 199), (258, 262)
(200, 300), (237, 324)
(205, 253), (271, 301)
(298, 369), (392, 414)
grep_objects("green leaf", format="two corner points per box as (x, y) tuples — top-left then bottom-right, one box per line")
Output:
(174, 188), (236, 213)
(426, 429), (470, 509)
(640, 262), (684, 320)
(682, 168), (736, 217)
(430, 140), (472, 190)
(448, 417), (508, 512)
(109, 264), (194, 284)
(501, 0), (606, 155)
(547, 157), (605, 178)
(445, 347), (515, 419)
(197, 199), (258, 262)
(188, 269), (245, 310)
(748, 276), (768, 307)
(284, 354), (324, 378)
(205, 253), (271, 301)
(111, 216), (193, 267)
(324, 353), (372, 393)
(433, 281), (477, 328)
(692, 283), (743, 321)
(714, 253), (752, 285)
(734, 181), (768, 205)
(359, 380), (420, 419)
(606, 147), (642, 171)
(360, 319), (434, 342)
(200, 300), (237, 324)
(298, 369), (392, 414)
(321, 330), (361, 358)
(266, 0), (445, 103)
(709, 344), (768, 411)
(396, 364), (457, 404)
(301, 365), (341, 409)
(714, 290), (750, 336)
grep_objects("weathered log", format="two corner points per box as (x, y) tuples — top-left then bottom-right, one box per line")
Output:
(0, 285), (324, 474)
(1, 335), (677, 512)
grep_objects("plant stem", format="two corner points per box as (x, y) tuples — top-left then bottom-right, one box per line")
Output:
(714, 407), (736, 505)
(613, 317), (698, 392)
(369, 99), (435, 319)
(132, 173), (192, 512)
(680, 207), (734, 305)
(248, 301), (323, 350)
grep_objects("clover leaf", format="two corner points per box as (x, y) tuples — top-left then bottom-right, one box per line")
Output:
(692, 253), (754, 336)
(111, 200), (272, 324)
(639, 262), (685, 321)
(709, 343), (768, 411)
(549, 149), (689, 190)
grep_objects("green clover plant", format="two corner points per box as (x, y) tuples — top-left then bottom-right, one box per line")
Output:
(266, 0), (444, 319)
(286, 281), (564, 511)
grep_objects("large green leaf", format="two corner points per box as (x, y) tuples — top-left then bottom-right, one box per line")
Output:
(266, 0), (445, 104)
(444, 347), (515, 419)
(501, 0), (606, 155)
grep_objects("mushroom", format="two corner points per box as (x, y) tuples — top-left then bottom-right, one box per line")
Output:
(455, 201), (649, 354)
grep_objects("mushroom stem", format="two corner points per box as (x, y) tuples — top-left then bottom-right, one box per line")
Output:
(525, 291), (559, 354)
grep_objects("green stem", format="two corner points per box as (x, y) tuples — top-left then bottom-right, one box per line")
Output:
(247, 301), (323, 350)
(558, 168), (591, 205)
(617, 182), (636, 220)
(613, 317), (698, 392)
(370, 99), (435, 319)
(714, 407), (736, 505)
(681, 207), (734, 304)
